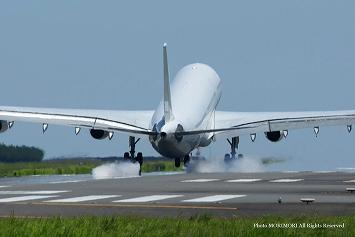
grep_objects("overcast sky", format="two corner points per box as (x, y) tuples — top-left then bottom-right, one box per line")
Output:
(0, 1), (354, 170)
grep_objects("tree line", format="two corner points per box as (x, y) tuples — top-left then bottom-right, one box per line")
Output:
(0, 143), (44, 162)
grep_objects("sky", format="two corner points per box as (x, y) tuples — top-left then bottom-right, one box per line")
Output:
(0, 1), (354, 170)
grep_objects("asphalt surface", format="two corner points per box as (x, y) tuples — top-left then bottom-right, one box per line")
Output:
(0, 171), (354, 217)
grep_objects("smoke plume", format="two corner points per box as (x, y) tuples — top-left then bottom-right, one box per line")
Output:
(186, 155), (265, 173)
(92, 162), (140, 179)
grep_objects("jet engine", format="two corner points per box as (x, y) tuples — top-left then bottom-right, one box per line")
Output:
(264, 131), (283, 142)
(90, 129), (109, 140)
(0, 120), (9, 133)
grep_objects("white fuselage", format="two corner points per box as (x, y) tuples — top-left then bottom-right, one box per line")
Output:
(149, 63), (222, 158)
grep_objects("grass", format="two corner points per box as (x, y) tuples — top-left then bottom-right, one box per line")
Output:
(0, 215), (353, 237)
(0, 159), (182, 177)
(261, 157), (285, 165)
(0, 159), (103, 177)
(141, 160), (182, 173)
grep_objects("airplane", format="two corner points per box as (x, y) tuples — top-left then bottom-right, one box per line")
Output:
(1, 43), (355, 175)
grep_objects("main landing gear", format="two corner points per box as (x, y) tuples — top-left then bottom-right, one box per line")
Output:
(124, 136), (143, 176)
(174, 155), (191, 168)
(224, 136), (240, 162)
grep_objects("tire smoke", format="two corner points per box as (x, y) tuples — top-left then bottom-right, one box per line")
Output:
(186, 155), (265, 173)
(92, 162), (140, 179)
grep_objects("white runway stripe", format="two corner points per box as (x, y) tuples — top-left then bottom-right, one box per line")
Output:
(312, 171), (336, 173)
(0, 186), (10, 188)
(344, 180), (355, 183)
(181, 179), (220, 183)
(337, 167), (355, 171)
(0, 195), (56, 203)
(0, 190), (69, 195)
(46, 195), (119, 203)
(226, 179), (262, 183)
(114, 195), (183, 203)
(182, 195), (246, 203)
(270, 179), (303, 183)
(49, 180), (85, 184)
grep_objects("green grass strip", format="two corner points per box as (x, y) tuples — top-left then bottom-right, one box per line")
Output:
(0, 215), (353, 237)
(0, 160), (182, 177)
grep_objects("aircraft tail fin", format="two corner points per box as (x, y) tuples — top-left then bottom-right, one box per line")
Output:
(163, 43), (174, 122)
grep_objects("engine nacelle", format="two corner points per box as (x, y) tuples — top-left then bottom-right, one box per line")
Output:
(90, 129), (109, 140)
(0, 120), (9, 133)
(198, 136), (212, 147)
(264, 131), (284, 142)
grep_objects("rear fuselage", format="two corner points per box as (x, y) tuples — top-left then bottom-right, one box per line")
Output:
(149, 63), (222, 158)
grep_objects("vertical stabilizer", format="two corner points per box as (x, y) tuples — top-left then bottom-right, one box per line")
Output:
(163, 43), (174, 122)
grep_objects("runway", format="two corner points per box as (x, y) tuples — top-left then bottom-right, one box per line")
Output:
(0, 171), (354, 217)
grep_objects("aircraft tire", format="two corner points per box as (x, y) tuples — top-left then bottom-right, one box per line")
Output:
(124, 152), (130, 160)
(175, 157), (181, 167)
(183, 155), (190, 166)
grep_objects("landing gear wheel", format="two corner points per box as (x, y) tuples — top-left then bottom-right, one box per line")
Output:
(224, 153), (231, 163)
(124, 136), (143, 176)
(175, 157), (181, 168)
(226, 137), (239, 160)
(136, 152), (143, 176)
(123, 152), (130, 161)
(136, 152), (143, 165)
(183, 155), (190, 167)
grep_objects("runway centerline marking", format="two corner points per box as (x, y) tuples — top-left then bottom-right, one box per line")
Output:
(270, 179), (304, 183)
(182, 195), (246, 203)
(46, 195), (119, 203)
(113, 195), (183, 203)
(0, 190), (69, 195)
(344, 180), (355, 183)
(0, 186), (10, 188)
(0, 195), (57, 203)
(181, 179), (220, 183)
(226, 179), (262, 183)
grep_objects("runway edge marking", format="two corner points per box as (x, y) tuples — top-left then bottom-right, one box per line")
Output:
(49, 180), (86, 184)
(0, 190), (69, 195)
(113, 195), (183, 203)
(28, 202), (238, 211)
(182, 195), (246, 203)
(226, 179), (262, 183)
(0, 195), (58, 203)
(45, 195), (120, 203)
(270, 179), (304, 183)
(181, 179), (220, 183)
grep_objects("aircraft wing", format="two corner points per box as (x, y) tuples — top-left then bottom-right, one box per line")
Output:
(213, 110), (355, 139)
(0, 106), (155, 137)
(177, 110), (355, 139)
